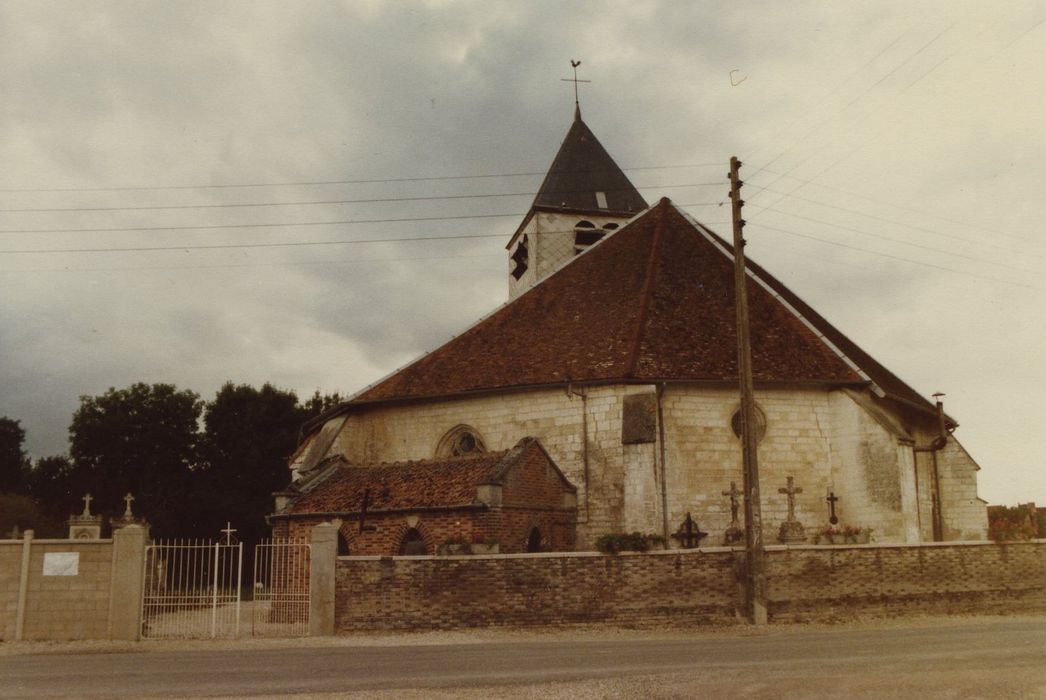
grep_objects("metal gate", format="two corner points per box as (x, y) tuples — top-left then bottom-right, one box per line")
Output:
(251, 539), (311, 637)
(141, 539), (243, 639)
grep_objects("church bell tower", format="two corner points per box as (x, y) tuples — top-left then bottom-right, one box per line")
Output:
(507, 106), (648, 299)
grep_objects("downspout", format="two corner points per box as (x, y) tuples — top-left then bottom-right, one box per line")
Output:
(568, 384), (590, 524)
(656, 383), (670, 543)
(912, 393), (949, 541)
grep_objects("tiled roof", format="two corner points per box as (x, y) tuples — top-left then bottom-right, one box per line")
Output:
(351, 198), (872, 405)
(530, 110), (648, 216)
(287, 438), (565, 514)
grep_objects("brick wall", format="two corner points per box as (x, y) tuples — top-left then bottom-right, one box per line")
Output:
(334, 541), (1046, 632)
(335, 548), (742, 631)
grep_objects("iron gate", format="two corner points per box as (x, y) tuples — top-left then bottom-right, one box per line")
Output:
(251, 539), (311, 637)
(141, 539), (243, 639)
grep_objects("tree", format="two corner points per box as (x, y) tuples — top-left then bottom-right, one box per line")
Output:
(0, 417), (31, 494)
(69, 383), (202, 536)
(197, 382), (308, 545)
(0, 493), (64, 538)
(301, 390), (343, 421)
(25, 455), (80, 522)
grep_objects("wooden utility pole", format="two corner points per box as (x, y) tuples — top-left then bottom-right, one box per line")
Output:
(729, 156), (768, 625)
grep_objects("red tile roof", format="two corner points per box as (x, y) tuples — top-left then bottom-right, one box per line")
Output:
(351, 198), (870, 405)
(287, 438), (571, 514)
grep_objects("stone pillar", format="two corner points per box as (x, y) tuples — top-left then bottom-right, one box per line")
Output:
(14, 529), (33, 641)
(309, 522), (337, 637)
(108, 524), (147, 641)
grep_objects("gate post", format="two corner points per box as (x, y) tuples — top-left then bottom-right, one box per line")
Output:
(109, 524), (147, 640)
(309, 522), (337, 636)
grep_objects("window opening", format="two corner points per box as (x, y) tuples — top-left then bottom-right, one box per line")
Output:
(731, 405), (767, 443)
(436, 425), (488, 458)
(337, 531), (351, 556)
(602, 222), (619, 231)
(595, 191), (608, 209)
(399, 528), (427, 555)
(510, 235), (529, 280)
(526, 527), (542, 553)
(574, 220), (605, 255)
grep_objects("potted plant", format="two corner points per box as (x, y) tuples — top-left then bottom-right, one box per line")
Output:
(817, 525), (842, 545)
(841, 525), (874, 544)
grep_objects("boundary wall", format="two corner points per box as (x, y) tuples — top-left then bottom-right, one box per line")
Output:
(335, 541), (1046, 632)
(0, 526), (146, 641)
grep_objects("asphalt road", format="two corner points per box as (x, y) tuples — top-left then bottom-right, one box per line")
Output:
(3, 618), (1045, 699)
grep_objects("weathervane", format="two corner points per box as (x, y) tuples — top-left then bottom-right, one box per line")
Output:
(560, 59), (591, 113)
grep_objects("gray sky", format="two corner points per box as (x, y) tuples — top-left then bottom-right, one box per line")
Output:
(1, 1), (1043, 506)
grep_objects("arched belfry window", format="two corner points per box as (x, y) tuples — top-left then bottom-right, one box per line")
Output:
(574, 220), (605, 255)
(510, 235), (529, 280)
(436, 424), (487, 458)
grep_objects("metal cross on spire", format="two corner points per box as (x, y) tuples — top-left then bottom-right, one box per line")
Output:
(560, 59), (591, 116)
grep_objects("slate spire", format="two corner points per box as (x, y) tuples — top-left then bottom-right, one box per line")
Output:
(530, 112), (648, 215)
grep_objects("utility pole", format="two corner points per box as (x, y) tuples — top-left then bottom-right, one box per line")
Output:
(729, 156), (768, 625)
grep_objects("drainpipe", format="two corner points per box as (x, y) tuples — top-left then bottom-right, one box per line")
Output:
(912, 393), (949, 541)
(567, 384), (590, 524)
(656, 384), (670, 543)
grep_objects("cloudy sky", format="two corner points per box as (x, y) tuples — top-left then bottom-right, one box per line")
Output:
(1, 1), (1043, 506)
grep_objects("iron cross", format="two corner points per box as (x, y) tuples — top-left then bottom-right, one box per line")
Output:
(560, 59), (591, 109)
(671, 512), (708, 549)
(778, 476), (803, 522)
(221, 522), (237, 545)
(722, 481), (743, 523)
(826, 490), (840, 525)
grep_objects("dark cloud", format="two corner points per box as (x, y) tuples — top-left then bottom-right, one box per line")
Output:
(1, 1), (1043, 506)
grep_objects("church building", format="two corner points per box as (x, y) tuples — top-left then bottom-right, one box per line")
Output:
(271, 106), (988, 553)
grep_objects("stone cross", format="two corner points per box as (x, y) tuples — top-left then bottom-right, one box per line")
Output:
(123, 492), (135, 518)
(81, 493), (94, 517)
(825, 490), (839, 525)
(671, 512), (708, 549)
(221, 522), (237, 546)
(722, 481), (742, 524)
(778, 476), (802, 522)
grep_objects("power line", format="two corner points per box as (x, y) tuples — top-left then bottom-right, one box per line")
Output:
(0, 201), (724, 236)
(0, 182), (722, 214)
(0, 162), (724, 194)
(0, 232), (507, 255)
(757, 188), (1046, 260)
(749, 220), (1044, 290)
(748, 166), (1043, 246)
(764, 208), (1046, 278)
(0, 252), (503, 275)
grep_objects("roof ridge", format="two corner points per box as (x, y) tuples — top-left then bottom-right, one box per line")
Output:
(626, 197), (668, 376)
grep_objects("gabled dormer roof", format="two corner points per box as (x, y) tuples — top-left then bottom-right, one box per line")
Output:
(531, 108), (648, 216)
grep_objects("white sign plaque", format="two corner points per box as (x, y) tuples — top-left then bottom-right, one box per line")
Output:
(43, 552), (79, 576)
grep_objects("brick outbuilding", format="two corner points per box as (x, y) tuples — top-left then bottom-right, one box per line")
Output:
(271, 437), (576, 555)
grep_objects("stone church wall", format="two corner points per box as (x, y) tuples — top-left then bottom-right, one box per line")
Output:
(322, 383), (982, 548)
(334, 541), (1046, 632)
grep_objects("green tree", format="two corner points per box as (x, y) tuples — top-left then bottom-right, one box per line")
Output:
(0, 417), (31, 494)
(25, 455), (80, 521)
(0, 493), (64, 538)
(197, 382), (307, 545)
(69, 383), (202, 536)
(301, 390), (343, 421)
